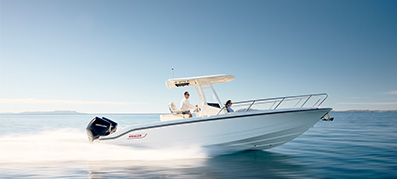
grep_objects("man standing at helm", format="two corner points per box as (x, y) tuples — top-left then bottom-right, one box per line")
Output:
(180, 91), (198, 117)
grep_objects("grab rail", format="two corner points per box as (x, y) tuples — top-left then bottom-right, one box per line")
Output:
(217, 93), (328, 115)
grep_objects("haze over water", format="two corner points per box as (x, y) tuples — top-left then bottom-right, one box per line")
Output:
(1, 112), (396, 178)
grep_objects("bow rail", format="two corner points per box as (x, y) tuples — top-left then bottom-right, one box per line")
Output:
(217, 93), (328, 115)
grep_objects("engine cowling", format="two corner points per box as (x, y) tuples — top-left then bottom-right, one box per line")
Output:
(86, 117), (118, 142)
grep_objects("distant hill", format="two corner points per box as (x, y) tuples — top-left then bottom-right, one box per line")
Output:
(2, 110), (86, 115)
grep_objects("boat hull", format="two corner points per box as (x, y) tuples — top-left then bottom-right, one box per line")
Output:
(99, 108), (331, 152)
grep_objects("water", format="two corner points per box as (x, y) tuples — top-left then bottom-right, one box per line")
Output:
(0, 112), (396, 178)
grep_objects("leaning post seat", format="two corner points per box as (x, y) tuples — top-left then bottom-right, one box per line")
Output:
(168, 102), (190, 118)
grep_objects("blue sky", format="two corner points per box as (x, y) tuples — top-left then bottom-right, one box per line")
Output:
(1, 0), (396, 113)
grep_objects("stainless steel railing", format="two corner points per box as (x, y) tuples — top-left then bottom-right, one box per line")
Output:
(217, 93), (328, 115)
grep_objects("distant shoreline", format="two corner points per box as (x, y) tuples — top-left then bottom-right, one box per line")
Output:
(0, 110), (165, 115)
(0, 110), (86, 115)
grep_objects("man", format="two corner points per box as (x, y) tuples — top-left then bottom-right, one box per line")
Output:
(180, 91), (198, 117)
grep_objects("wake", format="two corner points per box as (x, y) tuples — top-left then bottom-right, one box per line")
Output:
(0, 129), (207, 164)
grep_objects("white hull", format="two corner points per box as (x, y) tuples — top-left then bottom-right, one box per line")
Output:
(98, 108), (331, 152)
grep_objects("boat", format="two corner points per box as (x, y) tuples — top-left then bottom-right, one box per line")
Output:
(86, 74), (333, 153)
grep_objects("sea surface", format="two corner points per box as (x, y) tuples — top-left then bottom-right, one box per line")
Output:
(0, 112), (396, 178)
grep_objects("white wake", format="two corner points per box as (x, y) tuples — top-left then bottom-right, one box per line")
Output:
(0, 129), (207, 164)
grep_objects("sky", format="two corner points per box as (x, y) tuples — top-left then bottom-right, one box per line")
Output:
(1, 0), (396, 113)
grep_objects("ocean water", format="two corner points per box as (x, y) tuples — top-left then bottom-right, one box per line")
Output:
(0, 112), (396, 178)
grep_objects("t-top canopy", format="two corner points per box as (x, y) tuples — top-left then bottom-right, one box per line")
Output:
(165, 74), (235, 89)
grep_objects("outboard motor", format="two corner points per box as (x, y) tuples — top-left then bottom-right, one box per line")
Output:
(86, 117), (118, 142)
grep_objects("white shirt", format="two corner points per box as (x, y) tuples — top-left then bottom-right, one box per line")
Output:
(180, 98), (195, 111)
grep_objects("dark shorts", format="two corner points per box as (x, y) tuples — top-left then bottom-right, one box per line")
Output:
(182, 111), (191, 115)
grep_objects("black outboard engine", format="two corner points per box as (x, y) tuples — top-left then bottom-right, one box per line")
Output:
(86, 117), (118, 142)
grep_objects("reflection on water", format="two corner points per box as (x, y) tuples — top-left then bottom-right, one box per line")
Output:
(1, 151), (315, 178)
(86, 150), (315, 178)
(203, 151), (314, 178)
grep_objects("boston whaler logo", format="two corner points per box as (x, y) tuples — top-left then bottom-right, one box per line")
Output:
(127, 133), (147, 140)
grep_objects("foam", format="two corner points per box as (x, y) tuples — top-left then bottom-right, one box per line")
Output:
(0, 129), (207, 164)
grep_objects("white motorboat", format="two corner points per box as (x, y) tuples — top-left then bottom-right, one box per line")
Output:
(86, 74), (333, 153)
